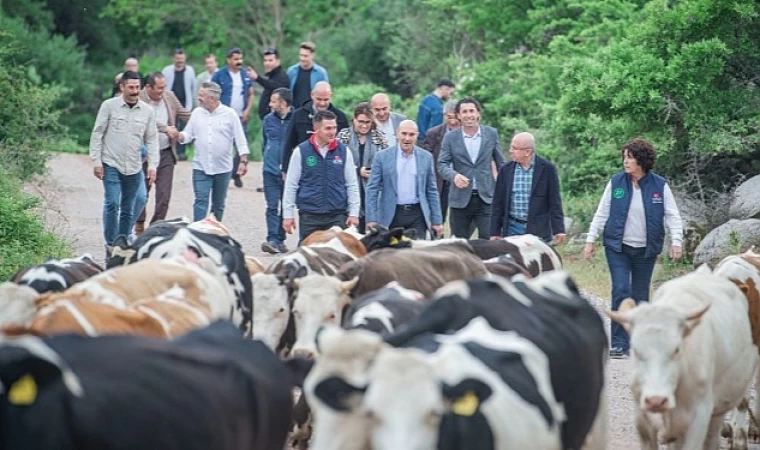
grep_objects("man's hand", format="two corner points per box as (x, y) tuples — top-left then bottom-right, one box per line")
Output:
(242, 110), (251, 124)
(453, 174), (469, 189)
(346, 216), (359, 227)
(366, 222), (378, 231)
(283, 219), (296, 234)
(166, 126), (178, 140)
(147, 168), (157, 186)
(93, 166), (103, 180)
(282, 173), (287, 182)
(553, 233), (567, 245)
(583, 243), (595, 260)
(247, 67), (258, 80)
(360, 167), (371, 179)
(432, 224), (443, 238)
(237, 162), (248, 177)
(669, 245), (683, 260)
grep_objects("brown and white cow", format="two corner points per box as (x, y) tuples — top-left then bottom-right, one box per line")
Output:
(301, 226), (367, 258)
(11, 254), (104, 294)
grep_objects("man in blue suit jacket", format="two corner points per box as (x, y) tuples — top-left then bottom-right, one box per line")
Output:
(365, 120), (443, 239)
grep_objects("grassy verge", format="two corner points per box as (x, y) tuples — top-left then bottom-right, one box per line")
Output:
(0, 168), (71, 280)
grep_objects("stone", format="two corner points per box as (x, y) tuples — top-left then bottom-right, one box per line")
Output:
(693, 219), (760, 266)
(729, 175), (760, 220)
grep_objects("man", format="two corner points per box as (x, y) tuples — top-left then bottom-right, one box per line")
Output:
(280, 81), (348, 174)
(282, 110), (360, 243)
(490, 132), (566, 243)
(248, 48), (290, 120)
(438, 97), (506, 239)
(134, 72), (192, 235)
(421, 100), (459, 223)
(178, 82), (249, 221)
(212, 47), (254, 188)
(111, 57), (145, 96)
(370, 93), (406, 148)
(194, 54), (218, 108)
(89, 71), (158, 258)
(162, 49), (196, 160)
(417, 78), (456, 142)
(287, 41), (329, 108)
(366, 120), (443, 240)
(260, 88), (293, 254)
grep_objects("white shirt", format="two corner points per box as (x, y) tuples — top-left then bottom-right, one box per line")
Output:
(463, 126), (482, 189)
(229, 70), (245, 116)
(586, 181), (683, 246)
(377, 120), (396, 147)
(151, 98), (171, 150)
(396, 147), (418, 204)
(180, 104), (250, 175)
(282, 144), (361, 219)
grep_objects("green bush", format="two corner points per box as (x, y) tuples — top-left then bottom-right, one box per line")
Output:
(332, 83), (411, 119)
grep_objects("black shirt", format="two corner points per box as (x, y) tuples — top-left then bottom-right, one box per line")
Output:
(255, 65), (290, 120)
(293, 67), (312, 108)
(172, 69), (186, 107)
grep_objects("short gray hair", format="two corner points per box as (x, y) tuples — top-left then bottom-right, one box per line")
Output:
(201, 81), (222, 100)
(444, 100), (458, 114)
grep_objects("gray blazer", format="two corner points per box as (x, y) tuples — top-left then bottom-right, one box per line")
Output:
(390, 111), (406, 130)
(438, 125), (506, 209)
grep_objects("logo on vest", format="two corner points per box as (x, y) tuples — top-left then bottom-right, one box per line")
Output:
(613, 187), (625, 199)
(332, 154), (343, 165)
(306, 155), (318, 168)
(652, 192), (663, 204)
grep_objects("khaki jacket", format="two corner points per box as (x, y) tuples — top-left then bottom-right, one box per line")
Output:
(138, 89), (192, 163)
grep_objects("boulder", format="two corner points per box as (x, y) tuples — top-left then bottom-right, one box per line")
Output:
(730, 175), (760, 219)
(693, 219), (760, 265)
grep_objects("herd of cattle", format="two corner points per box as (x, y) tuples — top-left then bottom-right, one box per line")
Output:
(2, 214), (760, 450)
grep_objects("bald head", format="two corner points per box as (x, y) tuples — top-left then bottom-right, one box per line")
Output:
(311, 82), (333, 111)
(510, 132), (536, 167)
(397, 120), (419, 153)
(124, 58), (139, 72)
(371, 93), (392, 123)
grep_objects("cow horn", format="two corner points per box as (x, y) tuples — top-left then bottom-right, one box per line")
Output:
(340, 277), (359, 294)
(685, 302), (710, 321)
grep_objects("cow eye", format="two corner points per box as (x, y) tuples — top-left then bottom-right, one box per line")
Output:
(326, 313), (336, 321)
(277, 307), (286, 314)
(671, 347), (680, 357)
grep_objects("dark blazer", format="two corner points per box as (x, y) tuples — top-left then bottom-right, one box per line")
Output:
(490, 155), (565, 241)
(420, 123), (447, 192)
(254, 65), (290, 120)
(437, 125), (506, 208)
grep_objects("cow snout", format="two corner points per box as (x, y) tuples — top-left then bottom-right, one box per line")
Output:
(293, 349), (316, 360)
(644, 396), (669, 412)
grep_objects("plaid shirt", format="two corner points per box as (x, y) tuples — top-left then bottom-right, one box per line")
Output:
(509, 156), (536, 220)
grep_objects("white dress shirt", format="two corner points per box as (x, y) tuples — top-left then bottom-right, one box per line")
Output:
(396, 147), (418, 204)
(463, 126), (482, 189)
(180, 103), (250, 175)
(229, 70), (245, 116)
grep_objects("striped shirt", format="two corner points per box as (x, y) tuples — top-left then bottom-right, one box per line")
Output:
(509, 156), (535, 221)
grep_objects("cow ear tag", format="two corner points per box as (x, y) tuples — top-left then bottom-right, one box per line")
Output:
(389, 237), (399, 246)
(8, 374), (37, 406)
(451, 390), (479, 416)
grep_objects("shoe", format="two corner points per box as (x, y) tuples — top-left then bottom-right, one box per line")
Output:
(276, 243), (289, 253)
(105, 244), (113, 261)
(609, 347), (629, 359)
(134, 222), (145, 236)
(256, 187), (264, 193)
(234, 177), (243, 188)
(261, 241), (279, 254)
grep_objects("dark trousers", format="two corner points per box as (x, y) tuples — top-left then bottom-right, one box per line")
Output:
(390, 204), (428, 240)
(606, 245), (657, 352)
(263, 171), (286, 245)
(440, 180), (450, 224)
(450, 193), (491, 239)
(176, 119), (187, 158)
(299, 211), (347, 243)
(136, 148), (175, 226)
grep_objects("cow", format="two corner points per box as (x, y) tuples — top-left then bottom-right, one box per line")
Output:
(483, 254), (532, 279)
(0, 321), (294, 450)
(360, 226), (560, 277)
(108, 216), (190, 268)
(251, 245), (358, 355)
(607, 264), (759, 450)
(342, 282), (427, 335)
(10, 254), (103, 294)
(244, 256), (266, 276)
(302, 226), (367, 258)
(0, 283), (40, 329)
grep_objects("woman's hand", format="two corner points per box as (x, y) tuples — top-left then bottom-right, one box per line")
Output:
(669, 245), (683, 261)
(583, 242), (595, 260)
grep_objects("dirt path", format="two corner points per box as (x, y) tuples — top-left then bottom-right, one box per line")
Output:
(29, 153), (749, 449)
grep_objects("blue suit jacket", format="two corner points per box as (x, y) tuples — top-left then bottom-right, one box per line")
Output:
(365, 146), (443, 230)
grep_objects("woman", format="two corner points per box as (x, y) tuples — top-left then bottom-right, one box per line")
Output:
(337, 102), (389, 233)
(584, 138), (683, 359)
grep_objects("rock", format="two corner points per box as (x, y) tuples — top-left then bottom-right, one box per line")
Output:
(730, 175), (760, 219)
(693, 219), (760, 265)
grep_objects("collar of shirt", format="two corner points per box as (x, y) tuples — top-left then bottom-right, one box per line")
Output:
(397, 146), (415, 159)
(517, 155), (536, 171)
(119, 97), (142, 109)
(462, 126), (481, 139)
(309, 134), (338, 152)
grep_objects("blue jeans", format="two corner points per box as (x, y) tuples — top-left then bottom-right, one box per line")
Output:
(505, 219), (527, 236)
(263, 171), (286, 244)
(102, 164), (143, 245)
(131, 170), (147, 229)
(606, 245), (657, 352)
(192, 170), (232, 222)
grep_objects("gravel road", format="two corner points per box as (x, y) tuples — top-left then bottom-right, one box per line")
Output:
(28, 153), (753, 449)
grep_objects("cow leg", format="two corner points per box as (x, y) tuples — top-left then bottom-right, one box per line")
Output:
(677, 401), (713, 449)
(582, 372), (608, 450)
(723, 398), (751, 450)
(752, 372), (760, 442)
(704, 413), (726, 450)
(635, 411), (659, 450)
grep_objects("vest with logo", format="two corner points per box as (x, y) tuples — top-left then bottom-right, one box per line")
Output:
(603, 171), (667, 259)
(296, 137), (349, 214)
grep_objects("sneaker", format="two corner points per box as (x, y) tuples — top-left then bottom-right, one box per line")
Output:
(105, 244), (113, 261)
(276, 243), (289, 254)
(233, 177), (243, 188)
(609, 347), (629, 359)
(256, 187), (265, 193)
(134, 222), (145, 236)
(261, 241), (279, 254)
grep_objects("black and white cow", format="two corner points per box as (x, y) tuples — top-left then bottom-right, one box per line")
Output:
(0, 321), (294, 450)
(107, 217), (190, 268)
(11, 254), (103, 293)
(295, 271), (608, 450)
(342, 282), (428, 336)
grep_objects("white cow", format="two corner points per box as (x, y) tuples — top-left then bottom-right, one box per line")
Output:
(607, 264), (758, 449)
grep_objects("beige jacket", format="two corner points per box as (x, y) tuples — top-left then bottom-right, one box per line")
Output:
(138, 89), (192, 164)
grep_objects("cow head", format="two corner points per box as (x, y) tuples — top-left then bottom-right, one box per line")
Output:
(251, 273), (292, 351)
(291, 275), (359, 359)
(0, 282), (40, 328)
(606, 298), (709, 414)
(187, 213), (233, 237)
(107, 235), (134, 268)
(360, 226), (415, 252)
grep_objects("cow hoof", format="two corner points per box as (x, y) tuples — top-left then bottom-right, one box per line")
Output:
(722, 423), (733, 438)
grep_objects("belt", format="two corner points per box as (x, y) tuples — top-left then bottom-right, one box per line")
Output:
(396, 203), (421, 211)
(471, 190), (480, 196)
(512, 217), (528, 224)
(161, 146), (172, 152)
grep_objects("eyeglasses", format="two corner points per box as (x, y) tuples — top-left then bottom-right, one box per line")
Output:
(355, 119), (373, 125)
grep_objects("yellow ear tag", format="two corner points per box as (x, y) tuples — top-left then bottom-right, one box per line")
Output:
(8, 374), (37, 406)
(400, 235), (411, 242)
(451, 390), (479, 417)
(389, 237), (399, 246)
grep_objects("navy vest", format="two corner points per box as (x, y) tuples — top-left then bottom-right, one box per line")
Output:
(603, 171), (667, 258)
(296, 139), (349, 214)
